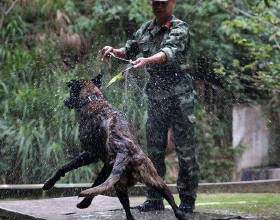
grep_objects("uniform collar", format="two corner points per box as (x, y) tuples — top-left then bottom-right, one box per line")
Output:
(148, 15), (173, 30)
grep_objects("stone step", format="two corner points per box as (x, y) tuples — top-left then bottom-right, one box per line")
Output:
(1, 179), (280, 200)
(0, 195), (244, 220)
(241, 168), (280, 181)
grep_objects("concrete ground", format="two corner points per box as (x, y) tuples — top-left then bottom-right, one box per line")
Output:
(1, 180), (279, 219)
(0, 195), (245, 220)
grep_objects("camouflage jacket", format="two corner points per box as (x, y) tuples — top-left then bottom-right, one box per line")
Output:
(121, 15), (192, 99)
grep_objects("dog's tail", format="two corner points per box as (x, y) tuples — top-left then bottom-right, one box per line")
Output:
(79, 151), (129, 198)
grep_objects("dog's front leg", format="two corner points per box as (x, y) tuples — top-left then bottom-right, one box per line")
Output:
(114, 184), (135, 220)
(77, 165), (109, 209)
(42, 151), (97, 190)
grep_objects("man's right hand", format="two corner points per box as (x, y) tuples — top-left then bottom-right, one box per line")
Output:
(102, 46), (125, 59)
(102, 46), (114, 57)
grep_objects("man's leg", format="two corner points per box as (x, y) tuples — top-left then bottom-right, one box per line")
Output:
(138, 98), (170, 212)
(172, 91), (200, 213)
(173, 120), (200, 213)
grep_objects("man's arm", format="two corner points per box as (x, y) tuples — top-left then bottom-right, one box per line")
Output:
(132, 22), (189, 69)
(132, 51), (166, 69)
(102, 47), (167, 69)
(102, 20), (153, 61)
(159, 22), (190, 64)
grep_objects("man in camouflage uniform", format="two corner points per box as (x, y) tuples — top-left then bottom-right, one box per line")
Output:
(102, 0), (200, 214)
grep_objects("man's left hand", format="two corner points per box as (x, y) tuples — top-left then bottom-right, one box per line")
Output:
(132, 57), (150, 69)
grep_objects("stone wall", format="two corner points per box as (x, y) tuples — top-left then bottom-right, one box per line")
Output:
(232, 104), (279, 181)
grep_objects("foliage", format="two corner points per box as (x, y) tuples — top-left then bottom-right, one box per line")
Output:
(0, 66), (99, 183)
(194, 97), (244, 183)
(0, 0), (279, 184)
(0, 0), (149, 184)
(174, 0), (280, 102)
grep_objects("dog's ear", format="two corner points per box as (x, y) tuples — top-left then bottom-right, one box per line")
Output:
(66, 80), (77, 88)
(91, 70), (103, 88)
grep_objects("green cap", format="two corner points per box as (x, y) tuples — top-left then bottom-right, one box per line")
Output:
(152, 0), (170, 1)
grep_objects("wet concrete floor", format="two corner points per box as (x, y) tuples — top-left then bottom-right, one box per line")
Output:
(0, 195), (250, 220)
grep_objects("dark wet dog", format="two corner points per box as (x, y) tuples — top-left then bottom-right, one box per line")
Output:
(42, 74), (186, 220)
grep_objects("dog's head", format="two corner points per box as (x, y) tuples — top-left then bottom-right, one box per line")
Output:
(64, 74), (103, 109)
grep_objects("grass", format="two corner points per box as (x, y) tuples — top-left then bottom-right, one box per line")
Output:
(196, 193), (280, 218)
(131, 193), (280, 218)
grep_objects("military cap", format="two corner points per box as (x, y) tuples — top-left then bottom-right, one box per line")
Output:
(152, 0), (170, 1)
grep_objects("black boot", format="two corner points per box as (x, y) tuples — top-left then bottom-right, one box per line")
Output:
(179, 197), (195, 214)
(137, 200), (165, 212)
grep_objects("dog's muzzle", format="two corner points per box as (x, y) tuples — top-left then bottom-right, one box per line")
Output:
(64, 97), (78, 109)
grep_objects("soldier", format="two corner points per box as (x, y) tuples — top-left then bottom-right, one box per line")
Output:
(102, 0), (200, 214)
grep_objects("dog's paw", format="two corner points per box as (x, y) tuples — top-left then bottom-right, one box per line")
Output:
(175, 209), (187, 220)
(77, 198), (93, 209)
(42, 179), (55, 191)
(127, 216), (135, 220)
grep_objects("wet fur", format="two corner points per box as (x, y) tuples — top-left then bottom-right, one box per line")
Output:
(42, 79), (186, 220)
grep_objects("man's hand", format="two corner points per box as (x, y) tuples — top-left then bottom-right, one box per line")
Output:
(102, 46), (114, 57)
(132, 52), (166, 69)
(132, 57), (150, 69)
(101, 46), (126, 59)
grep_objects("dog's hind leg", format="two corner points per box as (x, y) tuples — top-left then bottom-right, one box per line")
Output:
(43, 151), (97, 190)
(114, 184), (135, 220)
(150, 184), (187, 220)
(139, 163), (187, 220)
(77, 165), (109, 209)
(79, 150), (130, 198)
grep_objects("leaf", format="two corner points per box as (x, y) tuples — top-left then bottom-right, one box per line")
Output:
(264, 0), (270, 7)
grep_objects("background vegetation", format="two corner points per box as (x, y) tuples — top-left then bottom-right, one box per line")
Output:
(0, 0), (279, 184)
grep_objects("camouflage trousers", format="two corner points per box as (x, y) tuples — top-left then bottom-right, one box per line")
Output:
(146, 90), (200, 202)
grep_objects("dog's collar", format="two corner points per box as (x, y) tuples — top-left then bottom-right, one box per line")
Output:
(80, 95), (102, 107)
